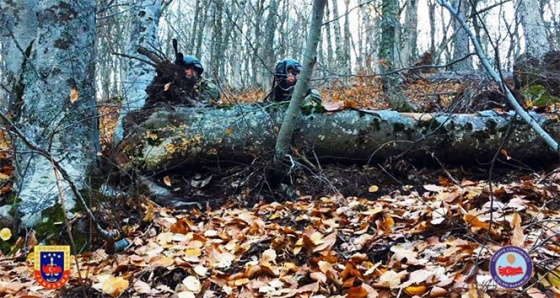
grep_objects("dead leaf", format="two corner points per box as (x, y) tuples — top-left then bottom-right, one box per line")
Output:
(70, 87), (79, 103)
(0, 227), (12, 241)
(404, 285), (427, 296)
(511, 212), (525, 246)
(133, 280), (152, 294)
(377, 270), (406, 289)
(101, 276), (129, 297)
(347, 285), (368, 298)
(182, 276), (201, 293)
(163, 176), (172, 186)
(368, 185), (379, 193)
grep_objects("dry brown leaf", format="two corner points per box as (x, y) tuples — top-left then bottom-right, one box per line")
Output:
(429, 286), (448, 297)
(70, 87), (79, 103)
(163, 176), (172, 186)
(511, 212), (525, 246)
(101, 276), (129, 297)
(133, 280), (152, 294)
(403, 285), (427, 296)
(314, 232), (337, 252)
(463, 212), (490, 230)
(347, 286), (368, 298)
(310, 271), (327, 283)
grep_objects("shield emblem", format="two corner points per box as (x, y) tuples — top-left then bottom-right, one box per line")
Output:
(34, 245), (71, 289)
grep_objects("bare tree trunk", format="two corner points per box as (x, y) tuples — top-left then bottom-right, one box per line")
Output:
(264, 0), (280, 89)
(13, 0), (99, 227)
(0, 0), (38, 113)
(251, 0), (265, 87)
(399, 0), (418, 68)
(515, 0), (550, 58)
(275, 0), (326, 158)
(428, 0), (437, 54)
(330, 0), (347, 80)
(210, 0), (225, 80)
(451, 0), (472, 71)
(114, 0), (163, 144)
(380, 0), (415, 111)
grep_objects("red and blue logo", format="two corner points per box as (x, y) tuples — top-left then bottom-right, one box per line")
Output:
(34, 246), (71, 289)
(490, 246), (533, 288)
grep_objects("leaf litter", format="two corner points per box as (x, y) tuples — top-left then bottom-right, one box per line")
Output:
(1, 171), (560, 297)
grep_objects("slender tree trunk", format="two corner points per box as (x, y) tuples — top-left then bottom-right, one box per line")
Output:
(324, 2), (334, 72)
(399, 0), (418, 68)
(380, 0), (414, 111)
(264, 0), (279, 88)
(330, 0), (346, 78)
(210, 0), (224, 80)
(275, 0), (326, 159)
(515, 0), (550, 58)
(114, 0), (163, 144)
(451, 0), (472, 71)
(14, 0), (98, 227)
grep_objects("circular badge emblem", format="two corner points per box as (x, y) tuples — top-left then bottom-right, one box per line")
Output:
(490, 246), (533, 288)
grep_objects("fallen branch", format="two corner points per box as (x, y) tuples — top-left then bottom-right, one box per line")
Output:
(437, 0), (559, 153)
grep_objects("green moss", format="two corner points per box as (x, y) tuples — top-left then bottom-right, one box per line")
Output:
(33, 203), (90, 251)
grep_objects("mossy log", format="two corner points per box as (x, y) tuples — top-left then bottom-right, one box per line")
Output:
(113, 104), (560, 172)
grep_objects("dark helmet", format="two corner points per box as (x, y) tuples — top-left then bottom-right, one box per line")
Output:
(180, 55), (204, 74)
(275, 58), (302, 78)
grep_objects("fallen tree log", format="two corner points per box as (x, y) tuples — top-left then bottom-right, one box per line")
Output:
(113, 104), (560, 173)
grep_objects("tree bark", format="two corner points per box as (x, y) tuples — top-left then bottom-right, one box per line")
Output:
(116, 106), (560, 173)
(0, 0), (38, 113)
(113, 0), (163, 144)
(14, 0), (98, 227)
(275, 0), (326, 159)
(515, 0), (550, 58)
(450, 0), (472, 71)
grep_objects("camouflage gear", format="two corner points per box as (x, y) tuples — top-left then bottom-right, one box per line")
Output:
(270, 58), (321, 104)
(179, 77), (220, 106)
(194, 78), (220, 105)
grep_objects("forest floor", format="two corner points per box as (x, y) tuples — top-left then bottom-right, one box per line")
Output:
(1, 76), (560, 297)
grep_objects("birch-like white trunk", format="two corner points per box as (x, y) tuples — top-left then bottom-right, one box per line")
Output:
(515, 0), (550, 58)
(114, 0), (163, 144)
(399, 0), (418, 68)
(15, 0), (98, 227)
(0, 0), (38, 112)
(451, 0), (472, 71)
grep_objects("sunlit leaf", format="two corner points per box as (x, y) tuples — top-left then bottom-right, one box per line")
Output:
(368, 185), (379, 193)
(182, 276), (201, 293)
(163, 176), (172, 186)
(0, 227), (12, 241)
(101, 276), (129, 297)
(404, 285), (427, 296)
(70, 87), (79, 103)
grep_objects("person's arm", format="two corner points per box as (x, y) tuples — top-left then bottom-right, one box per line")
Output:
(196, 79), (221, 105)
(305, 88), (322, 104)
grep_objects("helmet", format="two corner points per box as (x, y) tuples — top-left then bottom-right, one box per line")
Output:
(179, 55), (204, 74)
(275, 58), (302, 78)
